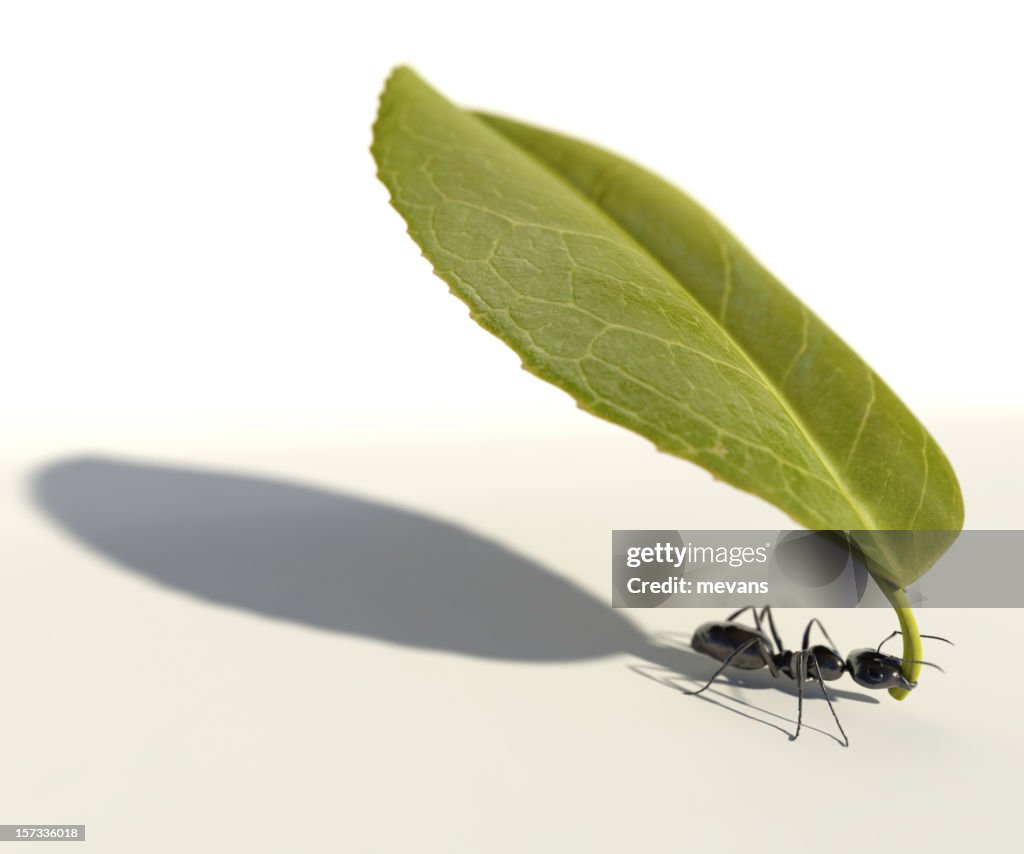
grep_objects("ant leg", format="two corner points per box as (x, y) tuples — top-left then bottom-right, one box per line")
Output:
(725, 605), (784, 655)
(801, 617), (840, 656)
(808, 650), (849, 747)
(685, 638), (772, 696)
(792, 650), (849, 746)
(726, 605), (760, 625)
(759, 606), (785, 655)
(726, 607), (765, 644)
(877, 630), (955, 653)
(794, 651), (807, 741)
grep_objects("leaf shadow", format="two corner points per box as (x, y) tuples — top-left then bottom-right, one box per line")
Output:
(29, 455), (655, 662)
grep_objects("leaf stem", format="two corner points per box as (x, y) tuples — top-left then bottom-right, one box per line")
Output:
(878, 582), (922, 700)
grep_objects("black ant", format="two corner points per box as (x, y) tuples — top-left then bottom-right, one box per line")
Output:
(686, 606), (952, 746)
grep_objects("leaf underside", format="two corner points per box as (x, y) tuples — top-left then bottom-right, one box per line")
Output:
(371, 67), (963, 586)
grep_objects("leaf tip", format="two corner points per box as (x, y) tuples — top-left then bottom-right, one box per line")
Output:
(370, 65), (421, 166)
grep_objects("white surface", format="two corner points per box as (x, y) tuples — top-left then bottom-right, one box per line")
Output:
(2, 419), (1022, 853)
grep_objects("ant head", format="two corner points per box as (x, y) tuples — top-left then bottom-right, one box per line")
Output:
(845, 649), (916, 692)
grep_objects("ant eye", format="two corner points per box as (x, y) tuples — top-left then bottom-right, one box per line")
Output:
(868, 666), (883, 680)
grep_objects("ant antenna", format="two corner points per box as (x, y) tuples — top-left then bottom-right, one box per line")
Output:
(891, 657), (947, 674)
(876, 630), (955, 653)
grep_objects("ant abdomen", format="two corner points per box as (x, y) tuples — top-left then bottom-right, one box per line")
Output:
(691, 621), (773, 670)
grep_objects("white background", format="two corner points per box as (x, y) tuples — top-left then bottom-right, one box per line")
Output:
(2, 1), (1022, 451)
(2, 3), (1023, 853)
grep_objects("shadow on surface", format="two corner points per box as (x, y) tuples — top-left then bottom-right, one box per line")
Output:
(30, 454), (880, 737)
(632, 631), (880, 746)
(631, 664), (850, 745)
(31, 455), (653, 662)
(645, 631), (879, 703)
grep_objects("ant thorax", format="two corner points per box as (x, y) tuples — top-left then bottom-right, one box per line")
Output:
(775, 646), (845, 682)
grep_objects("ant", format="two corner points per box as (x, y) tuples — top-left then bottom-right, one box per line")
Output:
(686, 606), (952, 746)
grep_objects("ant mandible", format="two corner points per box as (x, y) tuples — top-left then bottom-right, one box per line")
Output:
(686, 606), (952, 746)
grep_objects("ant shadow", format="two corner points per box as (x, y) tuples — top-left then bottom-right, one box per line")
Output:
(29, 455), (877, 743)
(630, 632), (879, 746)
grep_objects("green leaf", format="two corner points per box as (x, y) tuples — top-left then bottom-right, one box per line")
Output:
(371, 67), (963, 589)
